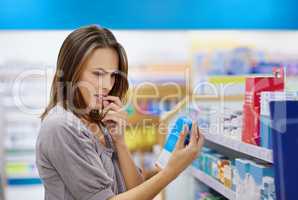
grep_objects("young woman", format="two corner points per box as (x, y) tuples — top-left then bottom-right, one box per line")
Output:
(36, 25), (204, 200)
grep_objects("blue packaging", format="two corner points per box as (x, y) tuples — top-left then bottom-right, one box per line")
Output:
(235, 159), (251, 181)
(156, 116), (193, 168)
(249, 162), (274, 186)
(260, 115), (272, 149)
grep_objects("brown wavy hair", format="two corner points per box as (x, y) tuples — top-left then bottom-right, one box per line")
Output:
(41, 25), (129, 120)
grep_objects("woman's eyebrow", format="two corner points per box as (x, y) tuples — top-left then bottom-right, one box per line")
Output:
(93, 67), (118, 73)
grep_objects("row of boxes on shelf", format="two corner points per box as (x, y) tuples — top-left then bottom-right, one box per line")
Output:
(199, 106), (243, 141)
(192, 147), (275, 200)
(125, 98), (179, 116)
(5, 160), (41, 185)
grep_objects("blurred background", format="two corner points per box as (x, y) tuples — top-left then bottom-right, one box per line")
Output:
(0, 1), (298, 200)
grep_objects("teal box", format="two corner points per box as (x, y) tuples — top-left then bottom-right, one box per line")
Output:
(205, 154), (214, 175)
(199, 148), (216, 173)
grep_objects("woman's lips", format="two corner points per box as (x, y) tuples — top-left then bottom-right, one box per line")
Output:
(94, 94), (103, 103)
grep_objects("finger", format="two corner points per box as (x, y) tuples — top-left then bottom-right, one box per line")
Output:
(102, 115), (118, 123)
(102, 114), (127, 125)
(103, 96), (122, 107)
(175, 125), (188, 150)
(189, 121), (199, 146)
(103, 103), (121, 113)
(103, 110), (127, 120)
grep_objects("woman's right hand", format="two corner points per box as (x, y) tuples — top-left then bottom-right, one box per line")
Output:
(165, 122), (205, 176)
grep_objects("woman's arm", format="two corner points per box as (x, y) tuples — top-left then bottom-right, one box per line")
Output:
(101, 96), (145, 189)
(114, 141), (144, 189)
(109, 122), (204, 200)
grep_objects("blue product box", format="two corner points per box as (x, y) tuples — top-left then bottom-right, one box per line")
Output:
(169, 116), (193, 145)
(260, 115), (272, 149)
(164, 134), (178, 152)
(249, 162), (274, 186)
(235, 159), (251, 181)
(156, 116), (193, 168)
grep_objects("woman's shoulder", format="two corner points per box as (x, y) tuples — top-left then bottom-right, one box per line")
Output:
(39, 105), (89, 140)
(41, 105), (75, 128)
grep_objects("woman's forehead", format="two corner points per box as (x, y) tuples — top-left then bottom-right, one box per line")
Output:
(84, 48), (119, 71)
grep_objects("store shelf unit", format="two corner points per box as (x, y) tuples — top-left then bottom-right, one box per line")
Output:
(159, 94), (276, 200)
(191, 167), (236, 200)
(202, 133), (273, 163)
(0, 66), (46, 186)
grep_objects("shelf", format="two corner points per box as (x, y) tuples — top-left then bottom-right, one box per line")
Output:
(7, 177), (42, 185)
(191, 167), (236, 200)
(5, 147), (35, 154)
(192, 94), (244, 102)
(202, 133), (273, 163)
(160, 95), (244, 123)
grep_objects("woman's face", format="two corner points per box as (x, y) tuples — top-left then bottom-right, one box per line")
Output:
(78, 47), (119, 110)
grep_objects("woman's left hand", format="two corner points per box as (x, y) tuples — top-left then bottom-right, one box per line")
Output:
(101, 96), (128, 146)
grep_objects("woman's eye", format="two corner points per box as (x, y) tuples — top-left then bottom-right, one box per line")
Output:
(93, 71), (104, 76)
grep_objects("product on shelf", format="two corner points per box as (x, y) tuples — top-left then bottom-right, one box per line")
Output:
(260, 91), (298, 149)
(223, 164), (233, 189)
(242, 67), (284, 146)
(270, 100), (298, 200)
(261, 176), (276, 200)
(235, 159), (275, 200)
(222, 108), (243, 141)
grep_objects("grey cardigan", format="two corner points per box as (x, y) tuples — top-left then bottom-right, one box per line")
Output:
(36, 105), (126, 200)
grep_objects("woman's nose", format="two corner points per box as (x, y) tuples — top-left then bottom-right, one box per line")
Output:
(101, 74), (114, 91)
